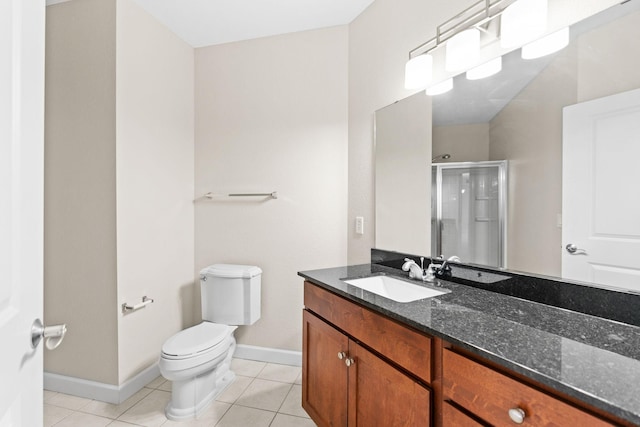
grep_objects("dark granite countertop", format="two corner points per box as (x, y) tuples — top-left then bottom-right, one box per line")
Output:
(298, 263), (640, 426)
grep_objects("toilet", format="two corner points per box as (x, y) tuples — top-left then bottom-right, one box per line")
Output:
(159, 264), (261, 421)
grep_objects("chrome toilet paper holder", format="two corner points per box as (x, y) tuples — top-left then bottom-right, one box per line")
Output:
(122, 296), (154, 313)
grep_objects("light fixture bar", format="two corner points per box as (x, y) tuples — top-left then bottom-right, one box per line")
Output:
(438, 0), (491, 43)
(408, 0), (515, 59)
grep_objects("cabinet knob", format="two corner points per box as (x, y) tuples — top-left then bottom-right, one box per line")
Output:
(508, 407), (526, 424)
(337, 351), (346, 360)
(345, 358), (355, 367)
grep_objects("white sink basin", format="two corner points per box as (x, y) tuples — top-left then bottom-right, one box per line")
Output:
(343, 275), (449, 303)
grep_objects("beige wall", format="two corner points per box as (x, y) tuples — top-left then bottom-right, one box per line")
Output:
(489, 47), (577, 277)
(194, 27), (348, 351)
(44, 0), (119, 385)
(375, 92), (432, 255)
(433, 123), (490, 163)
(577, 10), (640, 102)
(115, 0), (194, 383)
(45, 0), (194, 386)
(347, 0), (473, 264)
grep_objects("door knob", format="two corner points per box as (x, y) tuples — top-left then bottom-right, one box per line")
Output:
(31, 319), (67, 350)
(565, 243), (587, 255)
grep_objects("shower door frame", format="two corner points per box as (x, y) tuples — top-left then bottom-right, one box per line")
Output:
(432, 160), (508, 268)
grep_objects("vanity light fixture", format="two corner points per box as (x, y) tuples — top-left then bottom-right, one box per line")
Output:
(404, 0), (502, 90)
(404, 0), (557, 90)
(466, 56), (502, 80)
(426, 78), (454, 96)
(446, 28), (480, 72)
(521, 27), (569, 59)
(404, 54), (433, 89)
(500, 0), (547, 49)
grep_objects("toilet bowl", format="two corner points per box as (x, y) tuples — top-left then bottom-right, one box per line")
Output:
(158, 264), (261, 421)
(159, 323), (237, 420)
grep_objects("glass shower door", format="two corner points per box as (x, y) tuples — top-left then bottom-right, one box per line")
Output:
(432, 161), (507, 268)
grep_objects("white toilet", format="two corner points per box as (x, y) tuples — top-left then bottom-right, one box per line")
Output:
(159, 264), (261, 421)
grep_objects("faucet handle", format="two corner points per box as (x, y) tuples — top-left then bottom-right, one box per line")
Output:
(402, 258), (416, 272)
(423, 264), (436, 282)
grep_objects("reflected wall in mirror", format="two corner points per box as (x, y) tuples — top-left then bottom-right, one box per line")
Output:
(375, 92), (432, 255)
(375, 0), (640, 291)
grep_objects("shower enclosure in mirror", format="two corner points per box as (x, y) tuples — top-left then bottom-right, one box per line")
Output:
(431, 161), (507, 268)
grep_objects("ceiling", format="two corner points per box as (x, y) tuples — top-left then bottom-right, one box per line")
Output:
(130, 0), (375, 48)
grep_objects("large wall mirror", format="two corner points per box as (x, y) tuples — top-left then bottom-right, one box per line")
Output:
(375, 0), (640, 292)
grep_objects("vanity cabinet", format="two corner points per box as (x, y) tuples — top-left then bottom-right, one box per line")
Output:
(302, 281), (432, 427)
(442, 349), (615, 426)
(302, 279), (629, 427)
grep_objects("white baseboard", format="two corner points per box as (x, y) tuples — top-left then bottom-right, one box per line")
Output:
(44, 363), (160, 405)
(234, 344), (302, 367)
(44, 345), (301, 403)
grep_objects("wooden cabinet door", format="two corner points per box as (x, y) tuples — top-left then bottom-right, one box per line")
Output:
(303, 310), (349, 427)
(347, 341), (431, 427)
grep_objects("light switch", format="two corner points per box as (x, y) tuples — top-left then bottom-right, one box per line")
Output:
(355, 216), (364, 235)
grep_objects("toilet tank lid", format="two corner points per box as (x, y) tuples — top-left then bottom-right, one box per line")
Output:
(201, 264), (262, 279)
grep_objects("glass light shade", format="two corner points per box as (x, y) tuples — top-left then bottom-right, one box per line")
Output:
(446, 29), (480, 72)
(522, 27), (570, 59)
(426, 78), (453, 96)
(500, 0), (547, 49)
(404, 54), (433, 89)
(466, 57), (502, 80)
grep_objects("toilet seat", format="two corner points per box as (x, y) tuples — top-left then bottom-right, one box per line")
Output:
(162, 323), (232, 360)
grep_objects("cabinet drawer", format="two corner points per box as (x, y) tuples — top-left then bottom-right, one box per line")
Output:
(443, 402), (485, 427)
(442, 349), (613, 426)
(304, 281), (432, 384)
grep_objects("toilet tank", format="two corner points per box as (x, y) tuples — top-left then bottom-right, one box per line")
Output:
(200, 264), (262, 325)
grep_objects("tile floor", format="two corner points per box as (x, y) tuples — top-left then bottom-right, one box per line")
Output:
(44, 358), (317, 427)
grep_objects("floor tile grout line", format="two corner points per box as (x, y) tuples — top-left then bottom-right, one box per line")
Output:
(223, 375), (257, 405)
(274, 382), (295, 414)
(268, 411), (315, 427)
(202, 399), (234, 427)
(213, 406), (279, 427)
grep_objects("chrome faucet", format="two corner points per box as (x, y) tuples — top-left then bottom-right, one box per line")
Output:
(433, 255), (461, 278)
(402, 257), (435, 282)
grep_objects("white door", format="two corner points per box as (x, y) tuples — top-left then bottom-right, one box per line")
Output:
(0, 0), (46, 425)
(562, 88), (640, 292)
